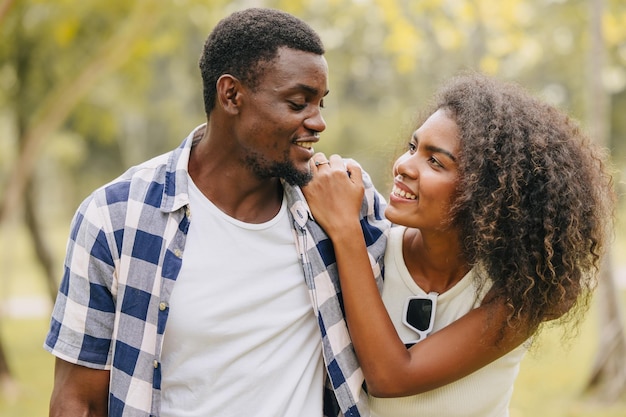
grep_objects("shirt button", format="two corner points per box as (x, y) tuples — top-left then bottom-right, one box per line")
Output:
(159, 302), (168, 311)
(174, 249), (182, 258)
(153, 360), (159, 369)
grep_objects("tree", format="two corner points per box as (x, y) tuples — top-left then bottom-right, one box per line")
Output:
(0, 0), (161, 226)
(584, 0), (626, 402)
(0, 0), (232, 393)
(0, 0), (161, 387)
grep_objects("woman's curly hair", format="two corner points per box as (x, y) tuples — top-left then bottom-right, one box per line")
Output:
(436, 73), (615, 335)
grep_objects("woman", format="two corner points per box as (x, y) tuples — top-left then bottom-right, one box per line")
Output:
(302, 73), (614, 416)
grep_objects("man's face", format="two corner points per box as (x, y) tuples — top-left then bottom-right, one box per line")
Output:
(236, 47), (329, 186)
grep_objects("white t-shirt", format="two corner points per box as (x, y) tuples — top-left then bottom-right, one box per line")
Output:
(369, 226), (528, 417)
(160, 177), (323, 417)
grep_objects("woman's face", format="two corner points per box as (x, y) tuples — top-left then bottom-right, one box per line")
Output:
(385, 108), (461, 232)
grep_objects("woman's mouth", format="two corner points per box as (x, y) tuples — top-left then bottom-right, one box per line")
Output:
(392, 185), (417, 200)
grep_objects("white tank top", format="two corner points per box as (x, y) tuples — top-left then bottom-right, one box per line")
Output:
(369, 226), (528, 417)
(160, 176), (323, 417)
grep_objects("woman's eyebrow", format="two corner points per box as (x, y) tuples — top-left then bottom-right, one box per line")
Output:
(425, 144), (457, 162)
(413, 132), (457, 162)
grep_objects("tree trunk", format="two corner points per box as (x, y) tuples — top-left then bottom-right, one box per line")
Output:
(583, 0), (626, 402)
(0, 330), (11, 377)
(16, 45), (58, 302)
(586, 253), (626, 401)
(0, 0), (160, 393)
(24, 178), (59, 302)
(0, 0), (160, 227)
(0, 338), (15, 396)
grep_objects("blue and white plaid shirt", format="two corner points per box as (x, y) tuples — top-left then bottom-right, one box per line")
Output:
(45, 125), (388, 417)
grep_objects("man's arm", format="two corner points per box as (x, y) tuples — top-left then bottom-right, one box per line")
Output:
(49, 358), (110, 417)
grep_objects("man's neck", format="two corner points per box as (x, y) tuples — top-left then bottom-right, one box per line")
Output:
(188, 138), (284, 223)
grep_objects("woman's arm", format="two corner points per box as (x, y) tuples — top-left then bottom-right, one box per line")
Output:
(303, 154), (532, 397)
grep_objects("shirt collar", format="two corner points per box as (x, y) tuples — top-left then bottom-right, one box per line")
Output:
(160, 124), (205, 213)
(282, 180), (314, 228)
(160, 124), (317, 225)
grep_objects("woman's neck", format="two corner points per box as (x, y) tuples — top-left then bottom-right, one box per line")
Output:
(401, 227), (470, 294)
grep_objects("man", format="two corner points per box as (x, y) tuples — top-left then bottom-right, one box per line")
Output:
(44, 8), (387, 417)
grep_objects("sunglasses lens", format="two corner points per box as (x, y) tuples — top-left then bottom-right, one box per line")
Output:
(406, 298), (433, 331)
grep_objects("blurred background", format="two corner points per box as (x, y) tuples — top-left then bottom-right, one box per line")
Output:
(1, 0), (625, 415)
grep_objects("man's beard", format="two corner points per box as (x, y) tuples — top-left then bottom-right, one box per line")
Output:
(244, 152), (312, 187)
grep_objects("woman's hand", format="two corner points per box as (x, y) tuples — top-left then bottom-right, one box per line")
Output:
(302, 153), (364, 237)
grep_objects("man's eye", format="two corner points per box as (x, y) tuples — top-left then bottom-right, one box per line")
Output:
(408, 142), (416, 153)
(289, 101), (306, 110)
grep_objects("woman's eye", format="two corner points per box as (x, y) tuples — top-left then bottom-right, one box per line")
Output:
(428, 156), (443, 168)
(407, 142), (416, 153)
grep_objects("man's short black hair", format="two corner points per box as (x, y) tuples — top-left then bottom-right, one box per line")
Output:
(199, 8), (325, 115)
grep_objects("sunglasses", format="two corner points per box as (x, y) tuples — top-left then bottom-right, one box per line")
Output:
(402, 292), (438, 348)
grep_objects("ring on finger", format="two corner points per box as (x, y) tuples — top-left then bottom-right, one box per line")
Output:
(315, 160), (330, 167)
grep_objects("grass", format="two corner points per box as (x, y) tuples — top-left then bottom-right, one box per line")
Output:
(510, 292), (626, 417)
(0, 218), (56, 417)
(1, 220), (625, 416)
(0, 318), (54, 417)
(2, 302), (626, 417)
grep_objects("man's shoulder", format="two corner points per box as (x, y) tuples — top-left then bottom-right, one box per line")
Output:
(78, 150), (177, 221)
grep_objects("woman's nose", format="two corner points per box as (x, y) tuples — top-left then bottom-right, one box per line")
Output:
(394, 153), (419, 180)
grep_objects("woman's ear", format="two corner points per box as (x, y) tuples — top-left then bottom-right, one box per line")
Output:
(216, 74), (241, 115)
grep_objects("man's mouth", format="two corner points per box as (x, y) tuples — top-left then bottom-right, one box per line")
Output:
(295, 141), (314, 149)
(392, 185), (417, 200)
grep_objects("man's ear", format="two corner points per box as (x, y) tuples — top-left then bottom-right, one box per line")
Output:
(216, 74), (242, 115)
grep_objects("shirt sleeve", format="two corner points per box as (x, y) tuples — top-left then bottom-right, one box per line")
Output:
(43, 190), (118, 370)
(357, 162), (390, 291)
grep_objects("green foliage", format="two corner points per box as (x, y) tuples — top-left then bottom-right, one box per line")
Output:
(2, 0), (625, 210)
(509, 288), (626, 417)
(0, 0), (625, 410)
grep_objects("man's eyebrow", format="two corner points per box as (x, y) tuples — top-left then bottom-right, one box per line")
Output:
(294, 84), (330, 97)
